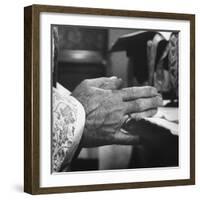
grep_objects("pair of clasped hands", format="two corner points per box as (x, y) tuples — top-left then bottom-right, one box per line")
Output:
(72, 76), (163, 148)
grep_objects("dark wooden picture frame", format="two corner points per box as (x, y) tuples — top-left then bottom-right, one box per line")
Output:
(24, 4), (195, 194)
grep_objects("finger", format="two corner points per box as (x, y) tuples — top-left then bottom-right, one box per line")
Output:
(121, 86), (158, 101)
(87, 77), (123, 90)
(113, 129), (140, 145)
(130, 108), (158, 118)
(124, 95), (163, 114)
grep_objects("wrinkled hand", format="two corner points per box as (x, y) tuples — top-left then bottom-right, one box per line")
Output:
(72, 77), (162, 147)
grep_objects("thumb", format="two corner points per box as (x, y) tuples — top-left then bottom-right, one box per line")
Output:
(113, 129), (140, 145)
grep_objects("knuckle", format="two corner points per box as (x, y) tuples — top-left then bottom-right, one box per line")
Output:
(82, 79), (90, 86)
(114, 90), (124, 100)
(83, 79), (89, 85)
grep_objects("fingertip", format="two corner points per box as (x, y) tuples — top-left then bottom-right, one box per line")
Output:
(147, 86), (158, 95)
(114, 130), (140, 145)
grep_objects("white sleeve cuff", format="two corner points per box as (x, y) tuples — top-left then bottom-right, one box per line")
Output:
(56, 82), (86, 141)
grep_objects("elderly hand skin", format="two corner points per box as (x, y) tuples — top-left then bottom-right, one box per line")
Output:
(72, 77), (162, 147)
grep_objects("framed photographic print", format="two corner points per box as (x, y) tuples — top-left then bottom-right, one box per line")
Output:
(24, 4), (195, 194)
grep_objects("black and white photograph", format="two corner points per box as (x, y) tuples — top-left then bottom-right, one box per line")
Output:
(24, 5), (195, 194)
(51, 25), (179, 173)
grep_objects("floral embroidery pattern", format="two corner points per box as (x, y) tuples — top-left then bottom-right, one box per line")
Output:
(52, 89), (78, 172)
